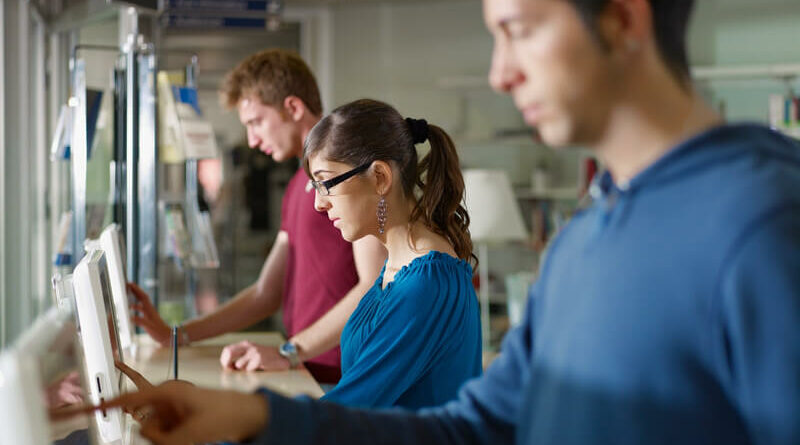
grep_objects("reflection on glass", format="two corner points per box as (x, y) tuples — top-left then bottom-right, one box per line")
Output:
(0, 308), (96, 445)
(85, 89), (115, 240)
(41, 321), (95, 445)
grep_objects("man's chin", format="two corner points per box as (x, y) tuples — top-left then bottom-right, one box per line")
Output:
(269, 151), (288, 162)
(536, 126), (573, 149)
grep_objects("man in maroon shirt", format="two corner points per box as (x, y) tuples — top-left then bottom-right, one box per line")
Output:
(129, 49), (386, 384)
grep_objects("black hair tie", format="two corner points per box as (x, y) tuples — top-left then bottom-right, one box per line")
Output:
(405, 117), (429, 144)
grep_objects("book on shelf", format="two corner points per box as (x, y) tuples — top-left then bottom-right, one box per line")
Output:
(769, 94), (800, 139)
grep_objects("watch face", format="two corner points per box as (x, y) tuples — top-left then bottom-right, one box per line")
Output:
(279, 342), (299, 367)
(280, 342), (297, 356)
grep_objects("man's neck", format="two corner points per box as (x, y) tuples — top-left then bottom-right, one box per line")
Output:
(293, 115), (322, 160)
(593, 71), (722, 185)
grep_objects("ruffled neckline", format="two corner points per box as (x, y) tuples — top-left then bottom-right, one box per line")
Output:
(378, 250), (471, 291)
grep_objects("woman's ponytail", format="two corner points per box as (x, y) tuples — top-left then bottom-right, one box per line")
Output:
(411, 125), (476, 267)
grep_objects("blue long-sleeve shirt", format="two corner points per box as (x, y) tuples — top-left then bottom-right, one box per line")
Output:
(321, 251), (482, 408)
(253, 123), (800, 445)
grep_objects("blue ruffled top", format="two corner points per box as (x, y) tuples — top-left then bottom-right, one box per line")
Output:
(321, 251), (482, 409)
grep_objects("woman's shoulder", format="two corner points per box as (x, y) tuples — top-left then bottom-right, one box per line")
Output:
(405, 249), (469, 271)
(391, 251), (473, 293)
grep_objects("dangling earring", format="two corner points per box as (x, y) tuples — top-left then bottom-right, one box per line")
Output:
(377, 196), (387, 235)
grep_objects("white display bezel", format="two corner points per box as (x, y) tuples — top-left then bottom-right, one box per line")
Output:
(98, 224), (135, 352)
(73, 249), (125, 445)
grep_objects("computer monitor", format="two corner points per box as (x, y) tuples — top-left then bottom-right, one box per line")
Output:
(0, 306), (98, 445)
(73, 249), (125, 444)
(95, 223), (135, 352)
(52, 273), (77, 324)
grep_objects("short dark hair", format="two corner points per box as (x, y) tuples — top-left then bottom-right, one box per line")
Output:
(570, 0), (695, 85)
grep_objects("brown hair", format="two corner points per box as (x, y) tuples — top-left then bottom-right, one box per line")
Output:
(303, 99), (476, 266)
(219, 48), (323, 115)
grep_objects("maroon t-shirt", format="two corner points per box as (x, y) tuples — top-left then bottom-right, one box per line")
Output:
(280, 168), (358, 383)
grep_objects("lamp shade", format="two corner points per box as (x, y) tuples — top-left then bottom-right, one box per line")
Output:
(463, 169), (528, 243)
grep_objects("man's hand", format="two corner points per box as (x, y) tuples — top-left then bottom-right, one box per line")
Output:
(115, 361), (197, 422)
(116, 360), (154, 390)
(128, 282), (172, 347)
(219, 340), (291, 372)
(72, 383), (269, 445)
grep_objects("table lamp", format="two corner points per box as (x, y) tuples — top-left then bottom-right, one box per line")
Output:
(463, 169), (528, 352)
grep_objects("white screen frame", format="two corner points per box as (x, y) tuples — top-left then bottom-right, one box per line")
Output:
(98, 223), (135, 352)
(73, 249), (124, 445)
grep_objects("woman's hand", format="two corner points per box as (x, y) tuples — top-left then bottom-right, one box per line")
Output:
(219, 340), (291, 372)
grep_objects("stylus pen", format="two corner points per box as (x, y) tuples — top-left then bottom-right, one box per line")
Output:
(172, 326), (178, 380)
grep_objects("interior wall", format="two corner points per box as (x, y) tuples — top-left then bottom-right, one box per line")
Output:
(328, 1), (544, 183)
(326, 1), (589, 199)
(689, 0), (800, 121)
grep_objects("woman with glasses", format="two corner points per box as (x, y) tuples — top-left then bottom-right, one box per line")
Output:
(304, 99), (482, 409)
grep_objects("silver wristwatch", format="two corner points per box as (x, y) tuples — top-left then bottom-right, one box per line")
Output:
(278, 341), (300, 368)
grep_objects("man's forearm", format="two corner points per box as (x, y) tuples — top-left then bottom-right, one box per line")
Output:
(253, 389), (489, 445)
(183, 231), (289, 343)
(183, 284), (281, 343)
(289, 280), (372, 361)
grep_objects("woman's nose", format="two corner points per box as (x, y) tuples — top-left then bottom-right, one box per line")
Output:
(313, 189), (331, 212)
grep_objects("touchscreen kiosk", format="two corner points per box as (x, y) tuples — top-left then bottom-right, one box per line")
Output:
(73, 249), (125, 444)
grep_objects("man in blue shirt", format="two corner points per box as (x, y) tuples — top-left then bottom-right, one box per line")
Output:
(96, 0), (800, 444)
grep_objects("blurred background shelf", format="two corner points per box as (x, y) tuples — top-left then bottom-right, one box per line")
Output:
(515, 187), (580, 201)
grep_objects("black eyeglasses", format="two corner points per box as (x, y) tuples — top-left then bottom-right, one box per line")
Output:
(311, 162), (371, 196)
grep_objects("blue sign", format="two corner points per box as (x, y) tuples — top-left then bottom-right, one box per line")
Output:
(165, 0), (269, 12)
(163, 14), (267, 29)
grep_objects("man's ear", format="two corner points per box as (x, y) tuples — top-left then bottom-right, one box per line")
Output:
(372, 161), (394, 196)
(596, 0), (651, 55)
(282, 95), (308, 122)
